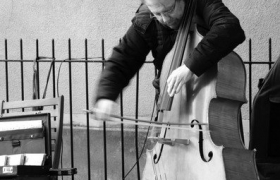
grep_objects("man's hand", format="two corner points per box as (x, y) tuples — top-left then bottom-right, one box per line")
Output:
(167, 64), (194, 97)
(92, 99), (115, 121)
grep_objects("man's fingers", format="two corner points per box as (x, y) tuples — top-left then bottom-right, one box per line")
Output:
(94, 111), (110, 121)
(167, 76), (175, 95)
(167, 74), (183, 97)
(91, 99), (115, 121)
(176, 82), (184, 94)
(166, 64), (194, 96)
(91, 107), (110, 121)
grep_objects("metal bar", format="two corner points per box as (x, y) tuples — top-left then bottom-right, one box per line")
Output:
(51, 39), (60, 168)
(68, 38), (75, 180)
(5, 39), (9, 108)
(0, 59), (154, 63)
(118, 37), (125, 180)
(101, 39), (108, 180)
(0, 59), (103, 63)
(20, 39), (25, 112)
(135, 71), (140, 180)
(85, 39), (91, 180)
(248, 39), (252, 124)
(51, 40), (57, 126)
(52, 39), (56, 98)
(102, 39), (105, 69)
(269, 38), (272, 69)
(120, 91), (125, 179)
(36, 39), (40, 99)
(243, 61), (274, 65)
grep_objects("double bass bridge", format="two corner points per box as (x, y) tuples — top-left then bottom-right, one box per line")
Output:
(148, 137), (190, 146)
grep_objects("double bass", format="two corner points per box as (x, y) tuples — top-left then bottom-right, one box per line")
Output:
(142, 0), (260, 179)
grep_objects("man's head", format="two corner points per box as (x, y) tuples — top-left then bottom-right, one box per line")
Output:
(144, 0), (185, 30)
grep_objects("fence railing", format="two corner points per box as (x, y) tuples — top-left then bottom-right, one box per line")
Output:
(0, 38), (276, 180)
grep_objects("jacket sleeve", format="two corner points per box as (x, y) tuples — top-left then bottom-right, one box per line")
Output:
(184, 0), (246, 76)
(95, 25), (150, 102)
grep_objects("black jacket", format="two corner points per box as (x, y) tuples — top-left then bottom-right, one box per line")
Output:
(95, 0), (246, 102)
(250, 57), (280, 161)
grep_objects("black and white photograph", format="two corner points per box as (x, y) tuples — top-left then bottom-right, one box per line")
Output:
(0, 0), (280, 179)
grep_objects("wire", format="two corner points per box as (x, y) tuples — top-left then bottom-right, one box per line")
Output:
(123, 97), (157, 179)
(56, 59), (66, 97)
(56, 57), (100, 97)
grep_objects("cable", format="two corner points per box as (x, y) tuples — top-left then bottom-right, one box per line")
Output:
(56, 59), (66, 97)
(123, 97), (157, 179)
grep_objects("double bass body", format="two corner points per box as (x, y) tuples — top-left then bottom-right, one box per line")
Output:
(141, 27), (260, 180)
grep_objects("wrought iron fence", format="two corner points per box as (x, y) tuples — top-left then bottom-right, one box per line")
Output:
(0, 38), (275, 180)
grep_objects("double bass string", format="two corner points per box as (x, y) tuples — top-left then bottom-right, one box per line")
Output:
(158, 0), (196, 111)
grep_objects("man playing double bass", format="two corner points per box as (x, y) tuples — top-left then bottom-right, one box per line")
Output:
(92, 0), (245, 122)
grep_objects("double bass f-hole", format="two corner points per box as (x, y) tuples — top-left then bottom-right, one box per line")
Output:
(153, 123), (170, 164)
(153, 120), (213, 164)
(191, 119), (213, 162)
